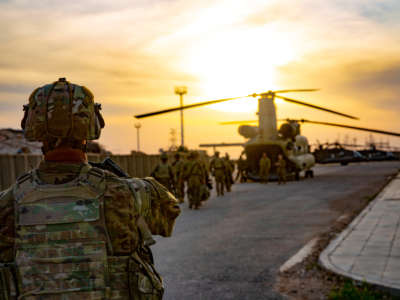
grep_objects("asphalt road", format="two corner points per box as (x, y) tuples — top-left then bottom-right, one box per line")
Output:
(152, 162), (400, 300)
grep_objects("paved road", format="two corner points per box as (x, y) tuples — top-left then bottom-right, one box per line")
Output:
(152, 162), (400, 300)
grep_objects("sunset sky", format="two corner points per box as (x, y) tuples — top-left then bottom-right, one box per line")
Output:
(1, 0), (399, 156)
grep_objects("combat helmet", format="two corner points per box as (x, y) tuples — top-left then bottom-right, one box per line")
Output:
(21, 78), (105, 145)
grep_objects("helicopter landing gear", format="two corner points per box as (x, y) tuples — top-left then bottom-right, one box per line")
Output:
(305, 170), (314, 178)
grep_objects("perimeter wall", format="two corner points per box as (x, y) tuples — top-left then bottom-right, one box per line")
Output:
(0, 154), (160, 190)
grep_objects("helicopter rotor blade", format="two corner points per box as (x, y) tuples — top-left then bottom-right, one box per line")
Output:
(275, 95), (359, 120)
(220, 120), (258, 125)
(273, 89), (319, 93)
(134, 95), (249, 119)
(135, 96), (246, 119)
(296, 119), (400, 137)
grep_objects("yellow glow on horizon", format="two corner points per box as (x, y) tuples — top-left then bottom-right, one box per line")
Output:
(183, 25), (296, 113)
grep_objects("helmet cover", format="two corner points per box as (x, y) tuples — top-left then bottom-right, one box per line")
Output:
(22, 78), (105, 142)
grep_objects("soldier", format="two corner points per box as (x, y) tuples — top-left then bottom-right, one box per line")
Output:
(210, 151), (226, 196)
(0, 78), (181, 299)
(259, 152), (271, 183)
(171, 152), (185, 203)
(223, 153), (234, 192)
(276, 153), (287, 185)
(151, 152), (175, 193)
(184, 151), (206, 209)
(235, 153), (248, 183)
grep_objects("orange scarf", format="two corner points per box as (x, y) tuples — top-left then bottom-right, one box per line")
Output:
(45, 147), (87, 163)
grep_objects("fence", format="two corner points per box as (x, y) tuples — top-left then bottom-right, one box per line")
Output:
(0, 154), (161, 191)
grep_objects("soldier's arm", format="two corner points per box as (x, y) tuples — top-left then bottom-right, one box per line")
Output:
(0, 188), (15, 263)
(124, 176), (180, 237)
(141, 177), (180, 237)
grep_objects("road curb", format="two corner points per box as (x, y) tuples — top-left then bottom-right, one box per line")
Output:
(319, 173), (400, 296)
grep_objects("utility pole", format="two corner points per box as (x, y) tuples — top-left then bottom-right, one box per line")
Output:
(134, 122), (141, 152)
(174, 86), (187, 147)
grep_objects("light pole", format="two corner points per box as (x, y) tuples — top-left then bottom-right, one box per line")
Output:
(174, 86), (187, 147)
(134, 122), (141, 152)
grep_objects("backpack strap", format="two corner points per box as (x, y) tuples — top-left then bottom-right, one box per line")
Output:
(13, 171), (35, 203)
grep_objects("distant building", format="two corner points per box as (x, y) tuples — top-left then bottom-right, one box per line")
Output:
(0, 129), (42, 154)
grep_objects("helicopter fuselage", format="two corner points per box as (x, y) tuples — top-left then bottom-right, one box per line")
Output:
(244, 134), (315, 181)
(241, 95), (315, 181)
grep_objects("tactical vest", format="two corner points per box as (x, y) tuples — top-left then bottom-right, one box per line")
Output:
(153, 164), (171, 180)
(212, 158), (224, 169)
(4, 166), (163, 300)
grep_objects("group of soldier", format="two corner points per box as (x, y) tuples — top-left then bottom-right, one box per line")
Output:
(209, 151), (234, 196)
(152, 150), (288, 208)
(151, 150), (235, 207)
(0, 78), (293, 300)
(236, 152), (287, 184)
(259, 152), (287, 184)
(151, 151), (208, 209)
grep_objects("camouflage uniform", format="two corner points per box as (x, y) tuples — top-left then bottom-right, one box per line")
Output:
(259, 155), (271, 183)
(276, 156), (287, 185)
(171, 154), (185, 203)
(235, 156), (247, 183)
(184, 152), (207, 209)
(0, 78), (181, 300)
(210, 153), (226, 197)
(0, 162), (180, 299)
(151, 160), (175, 194)
(223, 155), (234, 192)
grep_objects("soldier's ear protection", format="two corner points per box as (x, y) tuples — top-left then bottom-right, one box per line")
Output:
(94, 103), (105, 129)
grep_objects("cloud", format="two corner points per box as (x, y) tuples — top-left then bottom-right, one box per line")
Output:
(1, 0), (400, 152)
(0, 83), (31, 94)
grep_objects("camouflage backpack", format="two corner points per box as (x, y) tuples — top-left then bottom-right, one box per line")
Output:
(1, 166), (163, 300)
(212, 158), (224, 169)
(21, 78), (105, 142)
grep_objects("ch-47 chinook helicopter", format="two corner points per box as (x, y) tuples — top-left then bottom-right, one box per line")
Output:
(135, 89), (400, 181)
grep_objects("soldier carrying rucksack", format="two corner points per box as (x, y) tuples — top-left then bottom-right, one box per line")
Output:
(151, 152), (175, 193)
(0, 78), (181, 300)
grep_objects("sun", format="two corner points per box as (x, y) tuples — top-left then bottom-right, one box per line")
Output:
(183, 25), (297, 113)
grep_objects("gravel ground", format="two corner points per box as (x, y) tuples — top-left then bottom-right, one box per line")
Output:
(152, 162), (400, 300)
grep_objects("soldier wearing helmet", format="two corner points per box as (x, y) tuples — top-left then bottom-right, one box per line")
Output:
(223, 153), (234, 192)
(184, 151), (207, 209)
(151, 152), (175, 193)
(0, 78), (181, 299)
(210, 151), (226, 196)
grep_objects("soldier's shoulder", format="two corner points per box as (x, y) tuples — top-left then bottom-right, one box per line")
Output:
(100, 171), (136, 196)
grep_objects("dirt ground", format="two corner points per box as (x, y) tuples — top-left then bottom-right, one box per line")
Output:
(275, 171), (398, 300)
